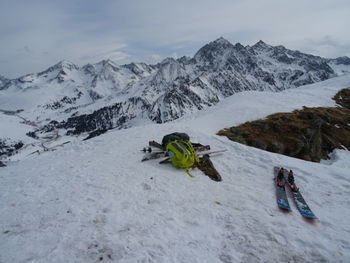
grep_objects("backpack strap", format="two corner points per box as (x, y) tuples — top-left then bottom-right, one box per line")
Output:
(184, 168), (194, 177)
(184, 140), (200, 165)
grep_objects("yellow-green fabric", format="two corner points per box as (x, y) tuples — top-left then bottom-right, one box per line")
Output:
(165, 140), (199, 168)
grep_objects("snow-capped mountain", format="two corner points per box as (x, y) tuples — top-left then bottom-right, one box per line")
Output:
(1, 74), (350, 262)
(1, 38), (350, 156)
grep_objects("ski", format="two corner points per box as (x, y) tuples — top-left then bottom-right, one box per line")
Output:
(274, 166), (291, 211)
(196, 149), (227, 156)
(148, 140), (163, 149)
(141, 151), (167, 161)
(141, 145), (211, 162)
(157, 149), (227, 163)
(284, 170), (317, 219)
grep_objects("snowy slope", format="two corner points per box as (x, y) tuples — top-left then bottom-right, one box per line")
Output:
(1, 75), (350, 262)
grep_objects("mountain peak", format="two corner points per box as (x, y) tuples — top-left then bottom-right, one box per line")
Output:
(212, 37), (232, 45)
(234, 42), (245, 50)
(160, 57), (177, 65)
(257, 40), (266, 45)
(100, 59), (117, 65)
(94, 59), (120, 74)
(194, 37), (234, 63)
(39, 60), (78, 76)
(203, 37), (234, 50)
(252, 40), (271, 50)
(54, 60), (78, 70)
(97, 59), (120, 69)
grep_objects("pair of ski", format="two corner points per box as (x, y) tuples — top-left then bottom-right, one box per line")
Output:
(274, 166), (317, 220)
(141, 143), (226, 162)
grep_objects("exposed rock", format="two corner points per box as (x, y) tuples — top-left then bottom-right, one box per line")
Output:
(289, 141), (305, 157)
(229, 127), (250, 136)
(229, 127), (242, 134)
(251, 140), (267, 150)
(252, 122), (269, 132)
(268, 142), (285, 154)
(62, 97), (150, 135)
(218, 89), (350, 162)
(308, 126), (324, 162)
(26, 131), (38, 139)
(197, 154), (222, 182)
(333, 88), (350, 109)
(228, 135), (247, 145)
(0, 139), (24, 158)
(83, 129), (108, 141)
(330, 56), (350, 65)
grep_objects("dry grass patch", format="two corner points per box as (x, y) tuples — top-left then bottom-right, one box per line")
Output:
(218, 88), (350, 162)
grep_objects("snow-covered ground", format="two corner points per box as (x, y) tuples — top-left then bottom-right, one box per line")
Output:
(0, 113), (35, 142)
(1, 75), (350, 262)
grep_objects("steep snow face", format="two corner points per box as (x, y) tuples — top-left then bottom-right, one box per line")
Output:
(1, 75), (350, 262)
(82, 60), (153, 99)
(1, 38), (350, 156)
(151, 58), (186, 85)
(28, 60), (80, 84)
(250, 41), (335, 88)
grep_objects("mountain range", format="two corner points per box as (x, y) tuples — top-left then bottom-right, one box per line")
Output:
(1, 37), (350, 154)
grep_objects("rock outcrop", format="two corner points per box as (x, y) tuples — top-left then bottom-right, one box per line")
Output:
(333, 88), (350, 109)
(218, 88), (350, 162)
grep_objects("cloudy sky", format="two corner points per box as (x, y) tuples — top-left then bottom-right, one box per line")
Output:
(1, 0), (349, 78)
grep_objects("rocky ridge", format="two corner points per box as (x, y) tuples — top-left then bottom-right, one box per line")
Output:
(218, 88), (350, 162)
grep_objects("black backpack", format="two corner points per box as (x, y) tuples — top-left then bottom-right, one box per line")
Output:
(161, 132), (190, 149)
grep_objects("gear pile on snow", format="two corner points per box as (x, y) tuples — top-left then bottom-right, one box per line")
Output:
(162, 132), (199, 169)
(142, 132), (222, 182)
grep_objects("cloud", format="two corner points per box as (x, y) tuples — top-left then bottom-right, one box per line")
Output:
(296, 36), (350, 58)
(0, 0), (350, 78)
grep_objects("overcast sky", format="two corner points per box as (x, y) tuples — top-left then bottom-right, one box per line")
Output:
(1, 0), (349, 78)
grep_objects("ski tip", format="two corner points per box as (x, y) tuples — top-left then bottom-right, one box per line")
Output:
(141, 157), (149, 162)
(302, 214), (318, 220)
(278, 206), (292, 213)
(302, 216), (318, 224)
(277, 202), (292, 211)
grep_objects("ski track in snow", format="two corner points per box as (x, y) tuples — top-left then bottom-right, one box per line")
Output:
(1, 75), (350, 262)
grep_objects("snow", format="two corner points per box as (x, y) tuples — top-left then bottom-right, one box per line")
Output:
(179, 74), (350, 134)
(0, 58), (157, 127)
(1, 75), (350, 262)
(0, 113), (34, 141)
